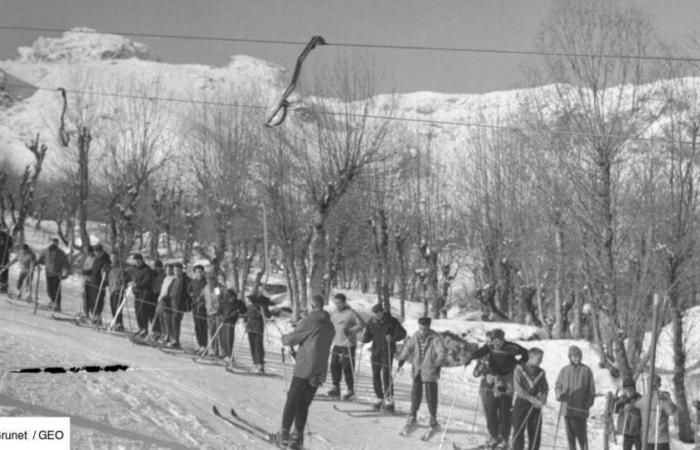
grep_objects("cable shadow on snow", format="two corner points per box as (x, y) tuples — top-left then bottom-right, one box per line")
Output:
(0, 392), (195, 449)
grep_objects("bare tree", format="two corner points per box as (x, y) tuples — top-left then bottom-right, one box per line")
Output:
(11, 134), (47, 243)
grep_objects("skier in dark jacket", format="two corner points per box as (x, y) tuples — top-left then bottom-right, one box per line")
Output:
(128, 254), (154, 337)
(275, 295), (335, 450)
(0, 228), (14, 293)
(11, 244), (36, 299)
(220, 288), (247, 365)
(464, 328), (529, 449)
(87, 244), (110, 324)
(361, 303), (407, 412)
(37, 239), (70, 312)
(108, 253), (127, 332)
(615, 377), (642, 450)
(245, 292), (273, 373)
(165, 262), (190, 349)
(188, 265), (208, 355)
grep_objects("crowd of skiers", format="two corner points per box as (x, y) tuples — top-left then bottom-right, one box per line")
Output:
(2, 235), (680, 450)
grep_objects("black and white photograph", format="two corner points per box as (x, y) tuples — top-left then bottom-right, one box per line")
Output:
(1, 1), (700, 449)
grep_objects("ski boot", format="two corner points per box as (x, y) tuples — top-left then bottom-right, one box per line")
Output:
(326, 386), (340, 397)
(372, 399), (383, 410)
(483, 436), (500, 449)
(495, 438), (508, 450)
(382, 400), (395, 413)
(272, 428), (289, 448)
(288, 431), (303, 450)
(342, 390), (355, 401)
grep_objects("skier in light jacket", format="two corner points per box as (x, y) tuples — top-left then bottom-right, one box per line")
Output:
(397, 316), (446, 431)
(327, 292), (366, 400)
(637, 374), (676, 450)
(555, 345), (596, 450)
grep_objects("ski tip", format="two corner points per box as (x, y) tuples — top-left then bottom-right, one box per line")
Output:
(212, 405), (219, 415)
(230, 408), (238, 418)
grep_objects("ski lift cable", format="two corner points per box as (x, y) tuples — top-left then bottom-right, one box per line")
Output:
(1, 25), (700, 63)
(2, 82), (696, 146)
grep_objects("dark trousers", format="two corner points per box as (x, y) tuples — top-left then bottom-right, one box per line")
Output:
(0, 265), (9, 291)
(281, 377), (318, 437)
(248, 332), (265, 364)
(644, 443), (668, 450)
(134, 292), (150, 332)
(481, 386), (513, 441)
(193, 304), (208, 347)
(410, 373), (438, 419)
(565, 417), (588, 450)
(170, 311), (183, 344)
(46, 274), (62, 311)
(220, 321), (235, 357)
(623, 435), (641, 450)
(512, 401), (542, 450)
(330, 345), (356, 391)
(371, 351), (393, 399)
(17, 270), (32, 292)
(109, 290), (124, 327)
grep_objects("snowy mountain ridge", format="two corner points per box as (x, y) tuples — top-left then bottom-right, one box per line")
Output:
(0, 29), (696, 173)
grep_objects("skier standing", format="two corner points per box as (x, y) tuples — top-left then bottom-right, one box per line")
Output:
(202, 272), (225, 357)
(275, 294), (335, 450)
(327, 293), (366, 400)
(464, 328), (529, 449)
(152, 264), (174, 343)
(107, 253), (126, 332)
(638, 374), (676, 450)
(555, 345), (596, 450)
(361, 303), (406, 412)
(87, 244), (110, 324)
(511, 347), (548, 450)
(12, 244), (36, 299)
(0, 227), (14, 293)
(37, 239), (70, 312)
(245, 292), (273, 373)
(188, 265), (208, 355)
(219, 288), (246, 364)
(396, 316), (447, 435)
(149, 260), (166, 338)
(165, 262), (190, 349)
(128, 254), (154, 337)
(614, 377), (642, 450)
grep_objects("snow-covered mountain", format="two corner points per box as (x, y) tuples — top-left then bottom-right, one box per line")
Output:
(0, 28), (693, 174)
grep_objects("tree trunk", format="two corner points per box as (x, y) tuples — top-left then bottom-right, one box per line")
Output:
(78, 126), (91, 252)
(396, 233), (408, 320)
(552, 211), (566, 338)
(309, 207), (329, 302)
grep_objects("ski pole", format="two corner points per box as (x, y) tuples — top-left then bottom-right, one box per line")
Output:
(90, 271), (107, 321)
(203, 321), (226, 356)
(280, 347), (289, 393)
(438, 366), (467, 449)
(533, 409), (543, 449)
(471, 387), (481, 433)
(511, 404), (535, 446)
(109, 285), (127, 330)
(552, 401), (563, 450)
(32, 265), (39, 315)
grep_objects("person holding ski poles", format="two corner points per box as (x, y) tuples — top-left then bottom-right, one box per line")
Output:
(202, 271), (225, 357)
(555, 345), (596, 450)
(87, 244), (110, 325)
(361, 303), (406, 412)
(638, 374), (676, 450)
(11, 244), (36, 299)
(397, 316), (447, 435)
(327, 293), (366, 400)
(463, 328), (529, 450)
(614, 377), (642, 450)
(37, 238), (70, 312)
(511, 347), (548, 450)
(107, 253), (126, 332)
(0, 227), (14, 294)
(275, 294), (335, 450)
(245, 291), (273, 373)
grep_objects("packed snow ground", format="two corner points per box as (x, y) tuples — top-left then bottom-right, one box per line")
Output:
(0, 224), (696, 449)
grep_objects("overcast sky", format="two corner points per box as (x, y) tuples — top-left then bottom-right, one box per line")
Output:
(1, 0), (699, 94)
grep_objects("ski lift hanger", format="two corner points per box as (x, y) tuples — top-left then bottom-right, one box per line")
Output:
(265, 35), (326, 127)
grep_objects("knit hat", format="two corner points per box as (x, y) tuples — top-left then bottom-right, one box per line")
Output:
(418, 317), (431, 326)
(132, 253), (143, 261)
(489, 328), (505, 340)
(371, 304), (384, 313)
(568, 345), (582, 357)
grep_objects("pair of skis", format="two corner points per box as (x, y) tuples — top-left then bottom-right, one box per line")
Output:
(399, 420), (440, 442)
(212, 405), (284, 447)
